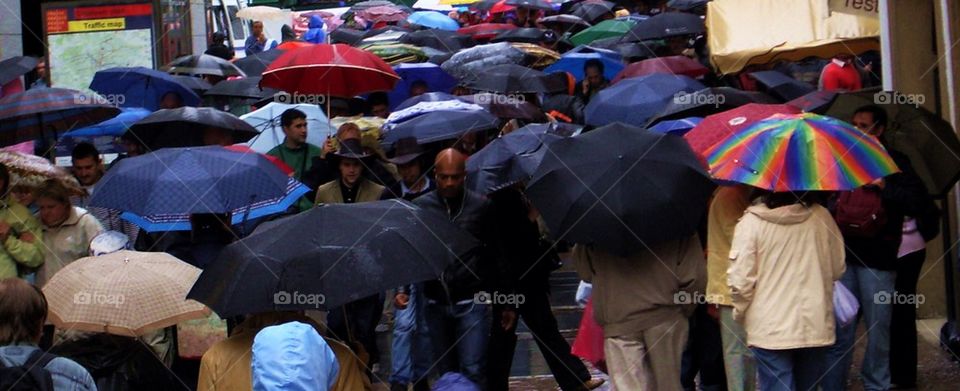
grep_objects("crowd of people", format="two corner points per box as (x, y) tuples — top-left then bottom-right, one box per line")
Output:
(0, 0), (949, 391)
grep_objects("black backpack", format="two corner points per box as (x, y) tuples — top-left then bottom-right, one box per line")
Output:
(0, 349), (57, 391)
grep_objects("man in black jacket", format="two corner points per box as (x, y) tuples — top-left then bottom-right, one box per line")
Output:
(823, 105), (929, 391)
(413, 148), (514, 389)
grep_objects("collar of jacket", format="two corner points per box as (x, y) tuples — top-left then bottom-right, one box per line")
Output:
(45, 206), (87, 230)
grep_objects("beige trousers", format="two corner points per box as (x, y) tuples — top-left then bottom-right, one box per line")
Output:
(604, 317), (688, 391)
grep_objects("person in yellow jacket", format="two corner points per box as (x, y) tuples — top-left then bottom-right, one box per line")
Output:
(0, 163), (44, 280)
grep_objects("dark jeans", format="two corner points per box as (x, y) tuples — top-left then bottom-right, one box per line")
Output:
(891, 249), (925, 386)
(487, 289), (591, 391)
(681, 304), (728, 391)
(752, 346), (828, 391)
(327, 293), (385, 366)
(424, 299), (491, 388)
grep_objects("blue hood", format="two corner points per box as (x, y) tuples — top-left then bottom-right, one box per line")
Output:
(304, 15), (326, 44)
(252, 321), (339, 391)
(308, 15), (324, 29)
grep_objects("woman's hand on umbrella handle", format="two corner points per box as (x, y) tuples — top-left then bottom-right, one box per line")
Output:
(394, 293), (409, 309)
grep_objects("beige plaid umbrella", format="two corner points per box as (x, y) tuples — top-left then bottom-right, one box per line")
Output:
(43, 250), (210, 337)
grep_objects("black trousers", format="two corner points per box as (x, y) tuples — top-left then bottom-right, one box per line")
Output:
(681, 304), (727, 391)
(328, 293), (385, 367)
(487, 287), (591, 391)
(891, 249), (926, 385)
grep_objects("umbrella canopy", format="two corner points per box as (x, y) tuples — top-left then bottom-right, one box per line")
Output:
(667, 0), (710, 11)
(457, 23), (518, 41)
(89, 146), (309, 231)
(650, 87), (778, 125)
(491, 28), (551, 44)
(388, 63), (458, 110)
(43, 250), (209, 336)
(360, 42), (429, 65)
(612, 55), (709, 83)
(466, 123), (561, 193)
(648, 116), (702, 135)
(570, 19), (636, 46)
(242, 102), (336, 153)
(204, 77), (277, 100)
(401, 29), (476, 51)
(126, 107), (260, 150)
(164, 54), (246, 78)
(0, 151), (84, 195)
(261, 44), (400, 97)
(383, 109), (499, 144)
(0, 88), (121, 147)
(330, 27), (366, 45)
(408, 10), (461, 31)
(749, 70), (815, 102)
(89, 67), (201, 111)
(462, 64), (556, 93)
(527, 122), (715, 255)
(235, 49), (287, 77)
(539, 14), (592, 34)
(684, 103), (801, 156)
(236, 5), (287, 21)
(624, 11), (704, 42)
(350, 0), (401, 12)
(588, 37), (661, 60)
(0, 56), (39, 85)
(395, 91), (459, 110)
(460, 93), (547, 121)
(60, 107), (152, 138)
(584, 73), (704, 127)
(440, 42), (527, 79)
(357, 5), (410, 23)
(171, 75), (212, 93)
(505, 0), (555, 11)
(510, 42), (562, 69)
(223, 145), (294, 176)
(187, 199), (479, 315)
(793, 90), (960, 196)
(570, 0), (616, 24)
(706, 112), (900, 191)
(544, 45), (623, 81)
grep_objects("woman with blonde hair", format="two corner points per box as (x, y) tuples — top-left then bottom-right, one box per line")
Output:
(34, 179), (102, 286)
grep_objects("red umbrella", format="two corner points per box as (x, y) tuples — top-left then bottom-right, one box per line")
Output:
(357, 5), (409, 23)
(490, 0), (516, 14)
(457, 23), (518, 40)
(260, 43), (400, 97)
(683, 103), (801, 156)
(612, 55), (709, 83)
(223, 145), (294, 176)
(275, 41), (314, 51)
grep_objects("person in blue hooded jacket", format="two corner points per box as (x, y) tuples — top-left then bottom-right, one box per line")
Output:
(303, 15), (326, 44)
(252, 321), (339, 391)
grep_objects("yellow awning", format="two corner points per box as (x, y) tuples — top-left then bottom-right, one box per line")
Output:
(706, 0), (880, 75)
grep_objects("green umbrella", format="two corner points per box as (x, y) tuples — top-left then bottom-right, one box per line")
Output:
(570, 19), (636, 46)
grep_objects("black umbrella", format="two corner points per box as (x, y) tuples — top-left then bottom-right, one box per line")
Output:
(749, 70), (816, 102)
(466, 123), (562, 193)
(526, 122), (715, 255)
(570, 1), (616, 24)
(171, 75), (213, 93)
(187, 199), (478, 316)
(650, 87), (778, 125)
(461, 93), (547, 121)
(401, 29), (476, 52)
(126, 107), (259, 150)
(666, 0), (710, 11)
(0, 56), (39, 85)
(542, 94), (586, 124)
(462, 64), (555, 94)
(330, 27), (366, 45)
(204, 77), (277, 100)
(623, 12), (704, 42)
(235, 49), (286, 77)
(539, 14), (592, 34)
(505, 0), (555, 11)
(164, 54), (246, 77)
(382, 110), (499, 145)
(0, 88), (120, 149)
(491, 28), (551, 44)
(589, 37), (661, 59)
(362, 25), (414, 39)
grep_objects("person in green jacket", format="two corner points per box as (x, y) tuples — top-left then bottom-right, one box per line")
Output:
(267, 108), (322, 213)
(0, 163), (44, 280)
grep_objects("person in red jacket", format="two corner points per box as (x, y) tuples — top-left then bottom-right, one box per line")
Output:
(819, 53), (863, 91)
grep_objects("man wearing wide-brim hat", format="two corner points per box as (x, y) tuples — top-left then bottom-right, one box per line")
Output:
(314, 138), (386, 205)
(381, 137), (434, 202)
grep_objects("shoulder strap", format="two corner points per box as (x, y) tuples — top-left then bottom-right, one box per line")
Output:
(23, 349), (56, 369)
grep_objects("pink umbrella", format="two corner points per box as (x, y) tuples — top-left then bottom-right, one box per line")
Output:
(612, 55), (709, 83)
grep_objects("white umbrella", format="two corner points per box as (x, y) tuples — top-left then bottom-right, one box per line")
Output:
(237, 6), (287, 22)
(413, 0), (455, 11)
(241, 102), (336, 153)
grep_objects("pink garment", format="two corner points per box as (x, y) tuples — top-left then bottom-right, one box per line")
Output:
(898, 217), (926, 258)
(1, 78), (24, 98)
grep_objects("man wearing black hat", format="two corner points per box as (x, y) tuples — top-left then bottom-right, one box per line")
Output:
(204, 32), (234, 61)
(314, 137), (386, 374)
(381, 137), (435, 391)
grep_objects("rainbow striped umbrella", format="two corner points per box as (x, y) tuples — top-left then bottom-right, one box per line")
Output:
(705, 113), (900, 191)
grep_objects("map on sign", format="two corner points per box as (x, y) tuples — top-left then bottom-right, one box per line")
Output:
(48, 29), (153, 91)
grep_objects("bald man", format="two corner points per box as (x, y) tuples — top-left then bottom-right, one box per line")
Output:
(412, 148), (514, 389)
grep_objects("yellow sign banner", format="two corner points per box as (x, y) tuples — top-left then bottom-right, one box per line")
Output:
(68, 18), (126, 32)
